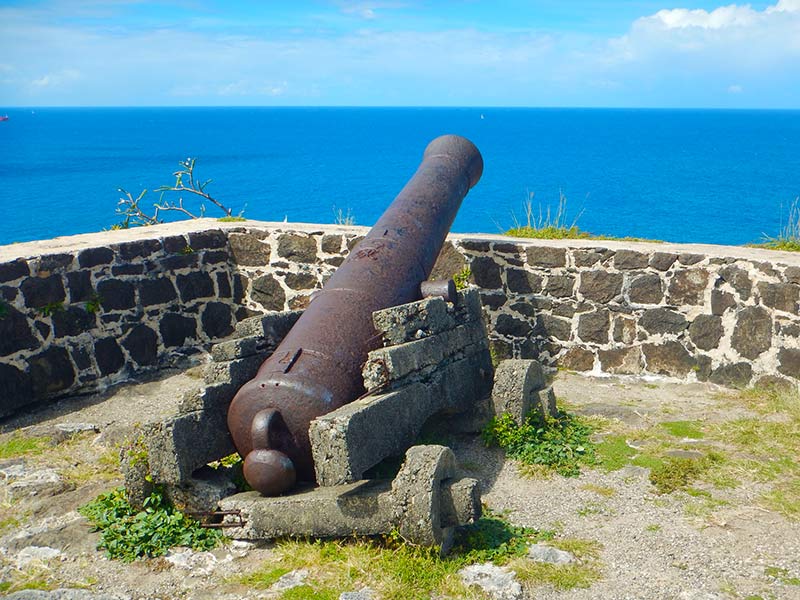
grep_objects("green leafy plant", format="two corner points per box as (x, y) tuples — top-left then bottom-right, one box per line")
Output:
(453, 267), (471, 291)
(36, 301), (64, 317)
(84, 293), (102, 314)
(114, 157), (241, 228)
(79, 486), (222, 561)
(179, 245), (195, 255)
(483, 411), (596, 477)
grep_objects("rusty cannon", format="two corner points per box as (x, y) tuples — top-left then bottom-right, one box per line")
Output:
(227, 134), (484, 496)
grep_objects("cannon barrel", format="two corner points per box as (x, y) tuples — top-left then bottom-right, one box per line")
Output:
(227, 134), (483, 496)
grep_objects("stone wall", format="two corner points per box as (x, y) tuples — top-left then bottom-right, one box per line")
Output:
(455, 237), (800, 390)
(3, 219), (800, 417)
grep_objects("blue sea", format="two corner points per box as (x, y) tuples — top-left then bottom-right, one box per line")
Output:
(1, 107), (799, 247)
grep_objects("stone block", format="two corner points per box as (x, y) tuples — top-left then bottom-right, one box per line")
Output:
(640, 308), (687, 335)
(94, 337), (125, 376)
(177, 271), (215, 302)
(577, 310), (610, 344)
(506, 269), (542, 294)
(251, 274), (286, 310)
(709, 362), (752, 388)
(285, 272), (318, 290)
(321, 234), (343, 254)
(277, 234), (318, 263)
(202, 302), (234, 339)
(203, 355), (263, 387)
(160, 313), (198, 347)
(27, 346), (75, 397)
(491, 359), (545, 424)
(688, 315), (724, 351)
(97, 279), (135, 310)
(731, 306), (772, 359)
(559, 347), (595, 371)
(614, 250), (649, 270)
(0, 258), (30, 282)
(719, 266), (752, 300)
(777, 347), (800, 379)
(121, 324), (158, 366)
(211, 335), (266, 362)
(140, 277), (178, 306)
(371, 297), (454, 346)
(0, 305), (38, 357)
(544, 275), (575, 298)
(66, 270), (93, 302)
(470, 256), (502, 289)
(629, 273), (664, 304)
(579, 271), (623, 303)
(649, 252), (678, 271)
(711, 290), (736, 315)
(315, 349), (492, 486)
(77, 247), (113, 269)
(598, 346), (643, 374)
(526, 246), (566, 268)
(188, 230), (227, 250)
(758, 282), (799, 313)
(534, 314), (571, 341)
(221, 445), (480, 552)
(115, 239), (162, 260)
(668, 269), (709, 305)
(21, 275), (66, 309)
(52, 306), (96, 338)
(233, 310), (302, 341)
(642, 341), (695, 377)
(573, 249), (605, 267)
(0, 363), (33, 417)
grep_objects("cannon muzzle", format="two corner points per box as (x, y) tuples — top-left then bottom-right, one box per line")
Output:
(227, 134), (483, 495)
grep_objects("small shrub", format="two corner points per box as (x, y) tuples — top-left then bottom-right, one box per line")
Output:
(453, 267), (471, 291)
(84, 293), (102, 314)
(35, 302), (64, 317)
(483, 411), (595, 477)
(79, 486), (222, 561)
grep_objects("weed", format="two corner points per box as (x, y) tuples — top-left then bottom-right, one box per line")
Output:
(580, 484), (616, 497)
(482, 411), (595, 477)
(0, 433), (51, 459)
(333, 206), (356, 226)
(765, 566), (800, 586)
(179, 245), (195, 255)
(237, 566), (292, 588)
(755, 196), (800, 251)
(762, 479), (800, 519)
(79, 486), (222, 561)
(649, 457), (706, 494)
(505, 191), (587, 240)
(218, 216), (247, 222)
(84, 292), (103, 314)
(645, 524), (661, 532)
(453, 267), (471, 291)
(660, 421), (705, 439)
(35, 301), (64, 317)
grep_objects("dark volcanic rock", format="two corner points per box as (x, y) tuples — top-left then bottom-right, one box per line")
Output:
(0, 363), (33, 416)
(97, 279), (135, 310)
(0, 258), (30, 282)
(545, 275), (575, 298)
(0, 305), (38, 356)
(202, 302), (234, 339)
(668, 269), (709, 305)
(94, 337), (125, 376)
(122, 324), (158, 366)
(28, 346), (75, 396)
(577, 310), (610, 344)
(709, 362), (752, 388)
(506, 269), (542, 294)
(629, 273), (664, 304)
(649, 252), (678, 271)
(285, 272), (318, 290)
(711, 290), (736, 315)
(614, 250), (649, 270)
(115, 239), (162, 260)
(78, 247), (114, 269)
(688, 314), (724, 351)
(719, 266), (752, 300)
(277, 234), (317, 263)
(321, 234), (343, 254)
(642, 341), (695, 377)
(640, 308), (687, 335)
(731, 306), (772, 359)
(140, 277), (178, 306)
(66, 270), (93, 302)
(599, 346), (643, 374)
(188, 230), (227, 250)
(229, 233), (271, 266)
(758, 282), (799, 313)
(778, 348), (800, 379)
(535, 314), (572, 341)
(251, 274), (286, 311)
(430, 242), (466, 281)
(560, 347), (595, 371)
(470, 256), (502, 289)
(216, 272), (232, 298)
(612, 315), (637, 344)
(177, 272), (215, 302)
(479, 292), (507, 310)
(495, 314), (533, 337)
(526, 246), (567, 268)
(579, 271), (623, 303)
(160, 313), (198, 347)
(52, 306), (96, 338)
(21, 275), (66, 309)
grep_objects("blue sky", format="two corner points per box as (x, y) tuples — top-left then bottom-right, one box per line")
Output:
(1, 0), (799, 107)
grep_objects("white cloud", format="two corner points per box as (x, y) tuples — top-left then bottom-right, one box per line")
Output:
(728, 84), (743, 93)
(30, 68), (81, 88)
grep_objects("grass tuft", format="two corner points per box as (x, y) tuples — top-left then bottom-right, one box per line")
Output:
(0, 433), (51, 459)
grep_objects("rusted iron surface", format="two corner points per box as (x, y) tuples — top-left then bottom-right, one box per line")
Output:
(227, 134), (483, 496)
(420, 279), (457, 304)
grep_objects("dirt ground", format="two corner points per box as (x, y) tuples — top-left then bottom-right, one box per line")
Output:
(1, 368), (799, 600)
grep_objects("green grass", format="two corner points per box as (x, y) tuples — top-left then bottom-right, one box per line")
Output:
(660, 421), (705, 439)
(765, 566), (800, 586)
(217, 216), (247, 222)
(483, 411), (595, 477)
(79, 486), (222, 561)
(752, 196), (800, 251)
(0, 433), (51, 459)
(232, 513), (599, 598)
